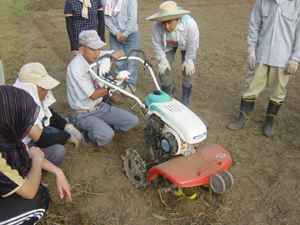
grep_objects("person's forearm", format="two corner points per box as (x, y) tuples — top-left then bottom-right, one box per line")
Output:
(247, 1), (261, 51)
(151, 24), (167, 61)
(111, 50), (126, 59)
(98, 10), (105, 42)
(49, 108), (68, 130)
(290, 18), (300, 61)
(122, 1), (137, 37)
(90, 87), (109, 100)
(36, 131), (71, 147)
(65, 16), (78, 51)
(185, 21), (199, 62)
(42, 158), (72, 202)
(15, 157), (43, 199)
(104, 16), (119, 35)
(42, 158), (62, 176)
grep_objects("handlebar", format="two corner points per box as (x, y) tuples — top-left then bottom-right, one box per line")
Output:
(96, 49), (153, 76)
(89, 50), (161, 113)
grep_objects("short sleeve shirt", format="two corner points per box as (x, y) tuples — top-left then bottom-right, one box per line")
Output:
(64, 0), (103, 47)
(0, 154), (25, 198)
(66, 50), (114, 110)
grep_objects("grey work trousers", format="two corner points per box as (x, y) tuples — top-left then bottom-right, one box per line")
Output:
(28, 142), (66, 167)
(159, 47), (196, 88)
(72, 102), (139, 146)
(41, 144), (66, 167)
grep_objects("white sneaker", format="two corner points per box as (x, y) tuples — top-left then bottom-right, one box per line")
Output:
(125, 85), (136, 93)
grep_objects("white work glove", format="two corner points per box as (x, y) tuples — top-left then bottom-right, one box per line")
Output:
(182, 60), (195, 76)
(65, 124), (82, 142)
(99, 57), (111, 76)
(116, 70), (130, 80)
(247, 51), (256, 71)
(158, 58), (171, 75)
(67, 136), (79, 150)
(284, 60), (298, 75)
(116, 70), (130, 86)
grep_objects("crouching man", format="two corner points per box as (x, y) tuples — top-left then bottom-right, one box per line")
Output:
(66, 30), (139, 147)
(13, 62), (82, 166)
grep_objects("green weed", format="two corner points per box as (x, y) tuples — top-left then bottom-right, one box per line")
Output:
(0, 0), (27, 85)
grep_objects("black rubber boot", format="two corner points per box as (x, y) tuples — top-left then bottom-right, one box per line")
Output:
(263, 100), (282, 137)
(161, 85), (171, 95)
(181, 86), (192, 107)
(227, 98), (256, 130)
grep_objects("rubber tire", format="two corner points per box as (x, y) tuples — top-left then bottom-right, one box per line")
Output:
(209, 174), (226, 194)
(218, 170), (234, 189)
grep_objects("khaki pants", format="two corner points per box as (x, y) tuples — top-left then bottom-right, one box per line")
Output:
(242, 63), (290, 103)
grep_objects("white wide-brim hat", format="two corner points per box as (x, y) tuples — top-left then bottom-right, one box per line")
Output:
(146, 1), (190, 22)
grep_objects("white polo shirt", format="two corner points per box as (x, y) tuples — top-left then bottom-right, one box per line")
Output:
(66, 50), (113, 110)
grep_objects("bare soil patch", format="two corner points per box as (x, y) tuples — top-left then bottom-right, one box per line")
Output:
(13, 0), (300, 224)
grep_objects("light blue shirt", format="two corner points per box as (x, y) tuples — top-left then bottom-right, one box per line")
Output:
(151, 15), (199, 63)
(102, 0), (138, 37)
(66, 50), (113, 110)
(248, 0), (300, 67)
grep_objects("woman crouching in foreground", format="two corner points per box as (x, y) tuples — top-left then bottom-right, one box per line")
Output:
(0, 86), (72, 224)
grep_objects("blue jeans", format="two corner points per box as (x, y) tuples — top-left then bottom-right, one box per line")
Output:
(109, 31), (140, 87)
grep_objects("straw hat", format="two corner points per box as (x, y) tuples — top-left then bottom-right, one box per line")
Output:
(146, 1), (190, 22)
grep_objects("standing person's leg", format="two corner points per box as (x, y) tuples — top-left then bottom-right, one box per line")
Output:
(123, 31), (140, 87)
(181, 51), (196, 107)
(227, 64), (268, 130)
(267, 67), (289, 103)
(160, 47), (177, 95)
(242, 64), (269, 99)
(263, 67), (289, 136)
(109, 34), (126, 76)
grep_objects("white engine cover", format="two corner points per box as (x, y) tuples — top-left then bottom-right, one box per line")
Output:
(148, 98), (207, 144)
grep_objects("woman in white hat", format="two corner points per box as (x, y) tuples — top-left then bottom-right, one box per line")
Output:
(13, 63), (82, 167)
(147, 1), (199, 107)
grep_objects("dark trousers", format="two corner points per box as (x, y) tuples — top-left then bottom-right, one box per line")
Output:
(0, 185), (50, 224)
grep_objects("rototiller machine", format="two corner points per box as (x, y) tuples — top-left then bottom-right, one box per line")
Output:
(89, 50), (234, 200)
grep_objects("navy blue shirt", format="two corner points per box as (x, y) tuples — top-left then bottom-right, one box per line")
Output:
(64, 0), (103, 47)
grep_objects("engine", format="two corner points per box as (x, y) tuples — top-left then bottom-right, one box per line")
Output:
(144, 114), (199, 162)
(144, 91), (207, 160)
